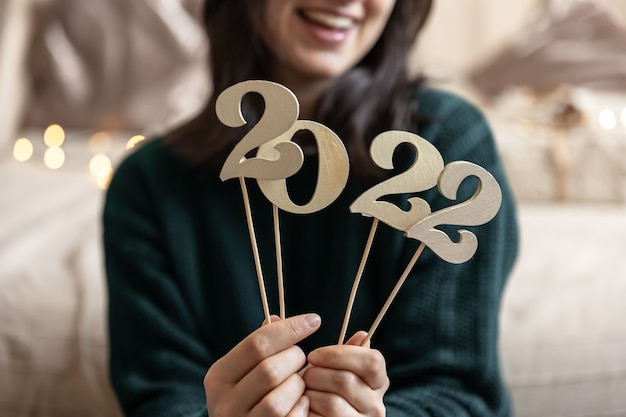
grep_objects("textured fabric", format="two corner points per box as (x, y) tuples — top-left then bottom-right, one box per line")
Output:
(103, 88), (519, 417)
(24, 0), (207, 132)
(471, 0), (626, 97)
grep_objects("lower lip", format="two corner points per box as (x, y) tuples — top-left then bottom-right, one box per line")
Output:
(302, 20), (351, 44)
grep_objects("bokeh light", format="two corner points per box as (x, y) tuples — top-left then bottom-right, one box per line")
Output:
(598, 109), (617, 130)
(44, 147), (65, 169)
(89, 154), (112, 178)
(44, 124), (66, 147)
(621, 108), (626, 127)
(13, 138), (34, 162)
(126, 135), (146, 150)
(96, 171), (113, 190)
(89, 131), (112, 154)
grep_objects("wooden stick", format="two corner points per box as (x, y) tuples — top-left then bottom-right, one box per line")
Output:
(239, 177), (271, 324)
(273, 204), (286, 320)
(338, 218), (379, 344)
(362, 242), (426, 346)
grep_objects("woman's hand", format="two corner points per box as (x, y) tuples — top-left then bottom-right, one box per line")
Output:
(204, 314), (321, 417)
(302, 331), (389, 417)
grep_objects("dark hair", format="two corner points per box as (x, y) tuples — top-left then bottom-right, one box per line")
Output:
(166, 0), (433, 181)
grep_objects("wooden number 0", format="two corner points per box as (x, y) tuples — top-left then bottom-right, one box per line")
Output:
(257, 120), (350, 214)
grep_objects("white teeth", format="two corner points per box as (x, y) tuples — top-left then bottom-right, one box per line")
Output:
(303, 10), (354, 30)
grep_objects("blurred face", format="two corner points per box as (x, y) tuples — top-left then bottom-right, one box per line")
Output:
(258, 0), (396, 84)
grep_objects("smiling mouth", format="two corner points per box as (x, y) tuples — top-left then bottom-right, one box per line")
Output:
(299, 10), (355, 30)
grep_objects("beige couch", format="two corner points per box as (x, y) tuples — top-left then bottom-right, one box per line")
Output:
(487, 90), (626, 416)
(1, 1), (205, 415)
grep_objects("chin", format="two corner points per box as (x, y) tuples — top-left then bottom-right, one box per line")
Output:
(298, 63), (352, 81)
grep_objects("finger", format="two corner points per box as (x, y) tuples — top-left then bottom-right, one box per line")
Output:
(263, 314), (282, 326)
(211, 313), (321, 382)
(301, 329), (368, 379)
(286, 395), (309, 417)
(303, 366), (371, 413)
(307, 344), (388, 390)
(306, 389), (357, 417)
(249, 373), (305, 417)
(235, 345), (306, 405)
(345, 330), (369, 348)
(297, 362), (312, 377)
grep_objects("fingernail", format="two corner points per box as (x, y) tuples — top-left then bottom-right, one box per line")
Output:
(304, 313), (321, 329)
(298, 396), (309, 416)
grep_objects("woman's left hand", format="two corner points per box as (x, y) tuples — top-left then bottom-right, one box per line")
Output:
(302, 331), (389, 417)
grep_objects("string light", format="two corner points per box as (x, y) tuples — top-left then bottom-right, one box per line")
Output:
(13, 138), (34, 162)
(13, 126), (146, 189)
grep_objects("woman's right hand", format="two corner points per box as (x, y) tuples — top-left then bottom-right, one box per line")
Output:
(204, 313), (321, 417)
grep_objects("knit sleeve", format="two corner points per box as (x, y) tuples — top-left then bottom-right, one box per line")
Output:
(378, 90), (519, 416)
(103, 142), (211, 417)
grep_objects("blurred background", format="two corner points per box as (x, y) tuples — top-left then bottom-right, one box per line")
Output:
(1, 0), (625, 416)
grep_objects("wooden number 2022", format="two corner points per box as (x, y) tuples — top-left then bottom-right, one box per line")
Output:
(217, 81), (501, 247)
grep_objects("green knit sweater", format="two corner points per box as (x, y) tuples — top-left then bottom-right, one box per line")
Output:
(104, 88), (518, 417)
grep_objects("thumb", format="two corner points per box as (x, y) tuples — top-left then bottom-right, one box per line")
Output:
(345, 330), (370, 348)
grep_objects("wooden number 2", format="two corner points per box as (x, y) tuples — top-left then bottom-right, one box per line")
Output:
(217, 80), (304, 181)
(257, 120), (350, 214)
(405, 161), (502, 263)
(349, 131), (444, 231)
